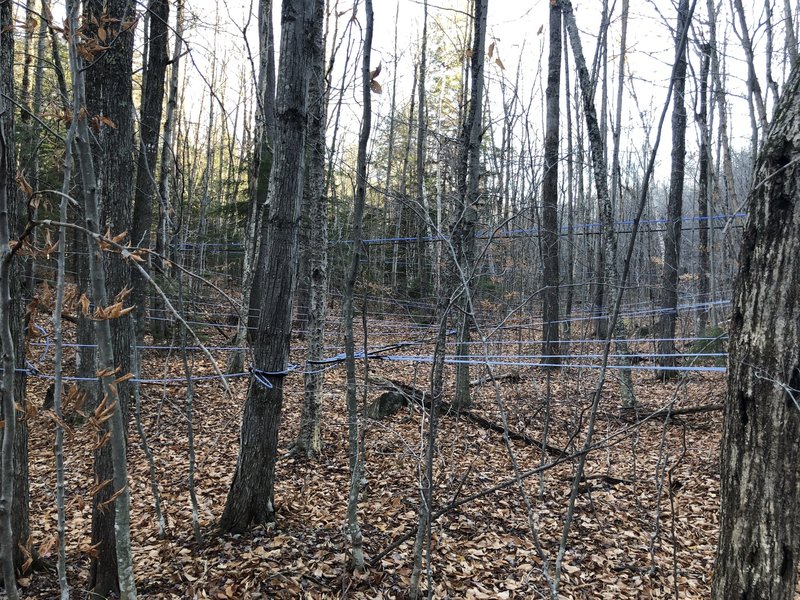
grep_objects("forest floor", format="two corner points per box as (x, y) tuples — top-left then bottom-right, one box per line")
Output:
(21, 324), (726, 599)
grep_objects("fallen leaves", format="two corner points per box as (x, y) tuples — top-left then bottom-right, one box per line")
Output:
(20, 322), (729, 599)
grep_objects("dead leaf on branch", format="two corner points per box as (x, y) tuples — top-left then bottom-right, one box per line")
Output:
(38, 534), (59, 559)
(78, 541), (102, 559)
(89, 479), (114, 496)
(90, 114), (117, 133)
(18, 537), (34, 574)
(96, 366), (121, 379)
(79, 293), (91, 316)
(99, 484), (128, 511)
(16, 169), (33, 198)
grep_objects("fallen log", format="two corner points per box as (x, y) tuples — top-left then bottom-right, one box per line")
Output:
(649, 403), (723, 417)
(617, 402), (724, 421)
(368, 376), (566, 457)
(469, 371), (522, 387)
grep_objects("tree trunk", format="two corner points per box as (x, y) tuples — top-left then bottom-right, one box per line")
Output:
(82, 0), (137, 593)
(563, 14), (575, 338)
(562, 0), (635, 406)
(230, 0), (276, 373)
(0, 63), (20, 600)
(541, 0), (561, 364)
(453, 0), (488, 411)
(697, 43), (712, 335)
(67, 0), (137, 595)
(342, 0), (374, 571)
(392, 67), (417, 294)
(732, 0), (768, 133)
(657, 0), (689, 377)
(0, 0), (30, 581)
(220, 0), (314, 534)
(415, 1), (429, 295)
(785, 0), (799, 66)
(131, 0), (169, 342)
(153, 0), (184, 344)
(712, 60), (800, 600)
(294, 0), (327, 458)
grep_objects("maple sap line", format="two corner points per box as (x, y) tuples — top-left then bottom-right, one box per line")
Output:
(172, 212), (748, 249)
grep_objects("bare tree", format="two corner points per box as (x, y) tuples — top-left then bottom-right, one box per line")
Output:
(342, 0), (374, 571)
(220, 0), (315, 533)
(1, 0), (30, 581)
(0, 36), (20, 600)
(294, 0), (327, 458)
(229, 0), (276, 373)
(562, 0), (635, 407)
(66, 0), (137, 595)
(696, 42), (712, 334)
(453, 0), (488, 411)
(541, 0), (562, 363)
(713, 60), (800, 600)
(153, 0), (184, 343)
(131, 0), (169, 341)
(79, 0), (138, 593)
(657, 0), (690, 376)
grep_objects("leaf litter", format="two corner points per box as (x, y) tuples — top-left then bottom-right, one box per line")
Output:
(21, 324), (727, 599)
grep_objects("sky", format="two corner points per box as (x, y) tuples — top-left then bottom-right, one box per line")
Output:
(40, 0), (797, 194)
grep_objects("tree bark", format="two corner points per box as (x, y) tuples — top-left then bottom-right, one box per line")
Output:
(712, 60), (800, 600)
(67, 0), (137, 595)
(732, 0), (768, 133)
(785, 0), (799, 66)
(562, 0), (635, 406)
(415, 0), (429, 294)
(697, 42), (712, 335)
(342, 0), (374, 571)
(153, 0), (184, 344)
(81, 0), (137, 593)
(657, 0), (689, 377)
(0, 0), (29, 579)
(0, 68), (20, 600)
(230, 0), (276, 373)
(131, 0), (169, 341)
(453, 0), (488, 411)
(294, 0), (327, 458)
(243, 0), (277, 335)
(541, 0), (561, 364)
(220, 0), (314, 534)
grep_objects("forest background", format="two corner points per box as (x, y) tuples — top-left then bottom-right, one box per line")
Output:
(0, 0), (799, 598)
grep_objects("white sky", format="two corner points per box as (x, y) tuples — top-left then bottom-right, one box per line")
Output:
(40, 1), (796, 194)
